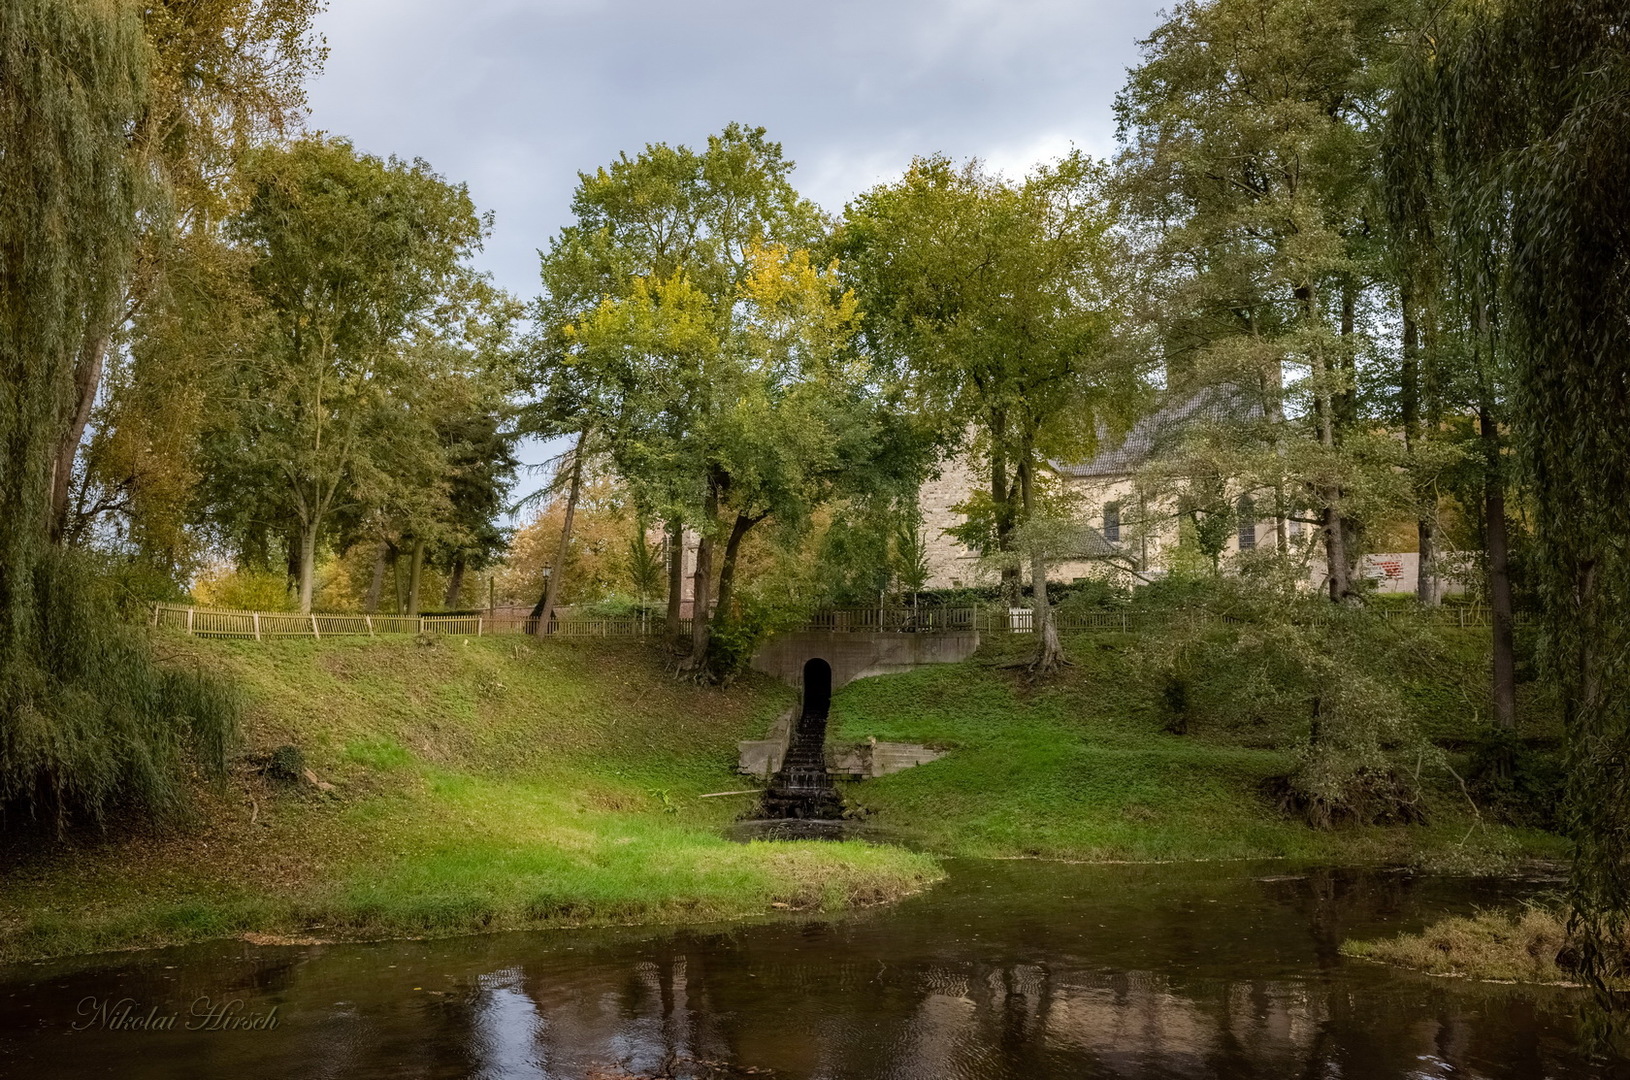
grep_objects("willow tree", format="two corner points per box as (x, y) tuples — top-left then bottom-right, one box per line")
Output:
(51, 0), (326, 549)
(1390, 0), (1630, 992)
(841, 154), (1138, 672)
(1, 0), (232, 827)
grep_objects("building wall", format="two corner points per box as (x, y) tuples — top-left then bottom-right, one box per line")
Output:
(915, 452), (1458, 597)
(919, 451), (983, 588)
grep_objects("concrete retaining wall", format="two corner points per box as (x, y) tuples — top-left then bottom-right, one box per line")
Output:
(738, 631), (978, 779)
(749, 631), (980, 690)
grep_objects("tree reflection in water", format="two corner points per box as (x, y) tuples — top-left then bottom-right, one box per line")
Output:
(0, 862), (1602, 1079)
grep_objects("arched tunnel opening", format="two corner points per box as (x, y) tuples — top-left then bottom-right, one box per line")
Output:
(801, 657), (832, 722)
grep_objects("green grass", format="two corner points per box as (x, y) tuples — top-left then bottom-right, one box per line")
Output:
(0, 625), (1564, 964)
(829, 632), (1563, 864)
(1341, 906), (1602, 986)
(0, 634), (939, 963)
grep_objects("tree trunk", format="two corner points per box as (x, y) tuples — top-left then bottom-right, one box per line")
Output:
(990, 415), (1020, 603)
(665, 517), (685, 637)
(1401, 294), (1437, 605)
(405, 536), (426, 618)
(1417, 522), (1437, 605)
(688, 536), (714, 668)
(365, 541), (389, 614)
(1322, 506), (1351, 602)
(1019, 452), (1064, 672)
(48, 331), (109, 543)
(1482, 407), (1517, 735)
(1302, 284), (1351, 602)
(296, 518), (319, 614)
(286, 526), (302, 596)
(713, 512), (761, 625)
(685, 475), (724, 670)
(444, 557), (466, 609)
(1254, 306), (1290, 553)
(532, 432), (586, 636)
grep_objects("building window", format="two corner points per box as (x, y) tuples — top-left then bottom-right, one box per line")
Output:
(1237, 495), (1256, 550)
(1104, 502), (1121, 543)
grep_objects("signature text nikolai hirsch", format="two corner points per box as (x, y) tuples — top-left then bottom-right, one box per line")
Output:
(70, 995), (280, 1032)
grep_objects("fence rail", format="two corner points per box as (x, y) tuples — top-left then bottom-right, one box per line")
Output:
(152, 600), (1503, 643)
(151, 604), (675, 641)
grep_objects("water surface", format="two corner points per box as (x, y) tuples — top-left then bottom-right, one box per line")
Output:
(0, 860), (1618, 1079)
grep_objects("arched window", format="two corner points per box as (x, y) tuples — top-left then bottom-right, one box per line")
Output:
(1237, 495), (1256, 550)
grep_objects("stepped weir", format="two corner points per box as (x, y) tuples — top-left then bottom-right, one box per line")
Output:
(759, 659), (845, 819)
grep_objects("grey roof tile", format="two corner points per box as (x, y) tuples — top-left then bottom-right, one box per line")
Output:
(1050, 384), (1260, 478)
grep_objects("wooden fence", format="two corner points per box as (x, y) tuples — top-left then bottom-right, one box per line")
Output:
(151, 604), (669, 641)
(152, 601), (1501, 642)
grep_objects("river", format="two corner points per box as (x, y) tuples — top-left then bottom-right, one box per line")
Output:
(0, 860), (1618, 1078)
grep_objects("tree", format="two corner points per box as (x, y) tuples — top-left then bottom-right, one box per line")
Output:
(213, 137), (488, 612)
(1388, 0), (1630, 995)
(530, 126), (882, 673)
(1114, 0), (1404, 601)
(1, 0), (232, 827)
(50, 0), (326, 547)
(551, 241), (913, 674)
(841, 154), (1140, 671)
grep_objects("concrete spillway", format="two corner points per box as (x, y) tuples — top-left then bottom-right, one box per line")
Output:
(759, 659), (844, 820)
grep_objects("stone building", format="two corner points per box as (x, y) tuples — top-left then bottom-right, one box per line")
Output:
(918, 386), (1457, 598)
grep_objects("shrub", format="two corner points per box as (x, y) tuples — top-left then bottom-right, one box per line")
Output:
(1130, 579), (1437, 827)
(1, 552), (238, 830)
(191, 565), (296, 611)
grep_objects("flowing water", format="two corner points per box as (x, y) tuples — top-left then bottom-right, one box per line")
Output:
(0, 860), (1621, 1079)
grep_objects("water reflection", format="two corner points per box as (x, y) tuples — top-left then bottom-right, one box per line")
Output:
(0, 862), (1615, 1079)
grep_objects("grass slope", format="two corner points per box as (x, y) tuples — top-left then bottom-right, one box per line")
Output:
(829, 633), (1562, 864)
(0, 626), (1563, 964)
(0, 635), (938, 963)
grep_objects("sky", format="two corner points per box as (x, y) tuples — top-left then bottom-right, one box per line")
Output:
(303, 0), (1170, 512)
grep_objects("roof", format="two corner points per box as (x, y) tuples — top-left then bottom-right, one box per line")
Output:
(1050, 384), (1261, 479)
(1054, 522), (1120, 560)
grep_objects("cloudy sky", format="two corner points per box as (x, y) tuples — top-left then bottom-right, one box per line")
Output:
(303, 0), (1169, 503)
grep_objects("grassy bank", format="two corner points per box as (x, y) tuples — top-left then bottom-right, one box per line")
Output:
(1341, 907), (1583, 985)
(828, 632), (1563, 865)
(0, 625), (1564, 964)
(0, 634), (939, 963)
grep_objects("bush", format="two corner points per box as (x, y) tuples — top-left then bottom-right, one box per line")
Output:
(1, 552), (238, 830)
(191, 565), (295, 611)
(1342, 906), (1630, 988)
(1468, 730), (1565, 830)
(576, 594), (661, 619)
(1055, 578), (1132, 614)
(1130, 580), (1437, 827)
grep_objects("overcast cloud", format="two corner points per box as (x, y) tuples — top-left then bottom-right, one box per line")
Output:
(303, 0), (1168, 503)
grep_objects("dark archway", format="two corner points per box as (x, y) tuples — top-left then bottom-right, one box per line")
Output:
(801, 658), (832, 720)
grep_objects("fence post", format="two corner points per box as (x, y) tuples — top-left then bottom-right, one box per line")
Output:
(365, 615), (374, 637)
(186, 607), (194, 636)
(418, 616), (425, 635)
(477, 616), (483, 637)
(253, 612), (261, 642)
(310, 613), (320, 639)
